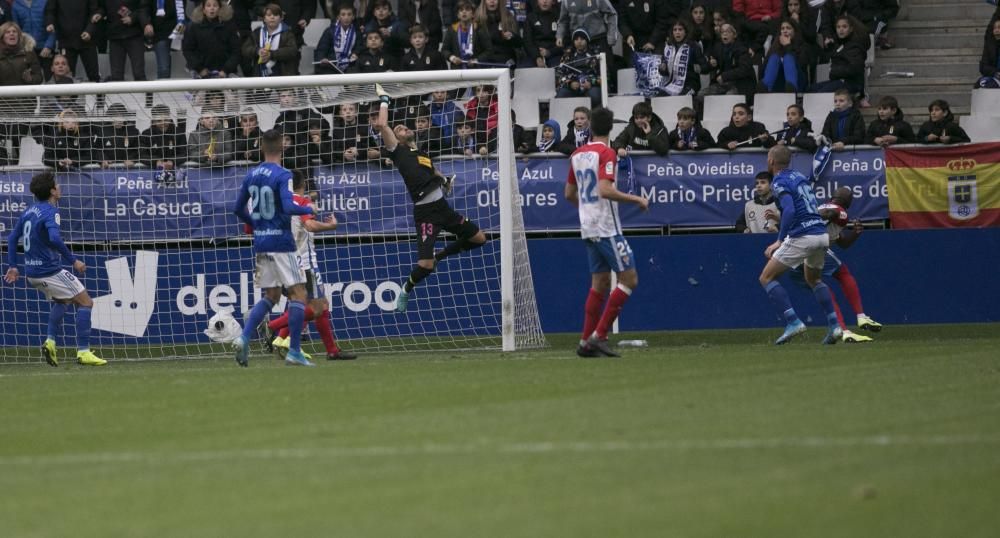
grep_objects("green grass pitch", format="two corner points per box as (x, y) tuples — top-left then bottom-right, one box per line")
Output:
(2, 324), (999, 537)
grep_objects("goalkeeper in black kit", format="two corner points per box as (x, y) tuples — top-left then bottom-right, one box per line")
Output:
(372, 84), (488, 313)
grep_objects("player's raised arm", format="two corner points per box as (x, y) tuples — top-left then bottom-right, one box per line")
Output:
(373, 84), (398, 150)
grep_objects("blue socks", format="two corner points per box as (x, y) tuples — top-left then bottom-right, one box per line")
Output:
(288, 301), (306, 353)
(76, 306), (92, 351)
(812, 282), (839, 328)
(48, 303), (68, 342)
(243, 297), (275, 341)
(764, 281), (800, 325)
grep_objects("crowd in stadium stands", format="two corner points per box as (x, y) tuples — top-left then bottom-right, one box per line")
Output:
(0, 0), (995, 169)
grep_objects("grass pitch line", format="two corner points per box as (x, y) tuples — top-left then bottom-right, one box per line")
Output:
(2, 434), (999, 466)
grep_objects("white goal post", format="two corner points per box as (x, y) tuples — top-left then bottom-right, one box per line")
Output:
(0, 70), (545, 363)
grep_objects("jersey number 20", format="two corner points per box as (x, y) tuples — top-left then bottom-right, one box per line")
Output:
(248, 185), (275, 220)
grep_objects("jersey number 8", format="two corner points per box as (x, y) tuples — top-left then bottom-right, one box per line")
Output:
(248, 185), (276, 220)
(22, 221), (32, 251)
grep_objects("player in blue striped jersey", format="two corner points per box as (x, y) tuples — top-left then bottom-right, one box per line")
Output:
(4, 172), (106, 366)
(232, 130), (316, 367)
(757, 145), (843, 345)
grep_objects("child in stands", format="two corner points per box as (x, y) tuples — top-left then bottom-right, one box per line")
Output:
(140, 105), (187, 170)
(429, 90), (464, 141)
(667, 107), (715, 151)
(465, 85), (499, 155)
(917, 99), (971, 145)
(352, 29), (396, 72)
(400, 24), (447, 71)
(364, 0), (408, 57)
(98, 103), (139, 168)
(537, 119), (562, 152)
(558, 106), (593, 155)
(556, 29), (602, 107)
(314, 3), (361, 74)
(717, 103), (774, 150)
(866, 96), (915, 147)
(452, 120), (478, 156)
(774, 103), (817, 152)
(821, 88), (865, 149)
(613, 101), (671, 157)
(442, 1), (489, 69)
(331, 102), (366, 163)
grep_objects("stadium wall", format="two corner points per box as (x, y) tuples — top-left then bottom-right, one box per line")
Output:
(530, 229), (1000, 333)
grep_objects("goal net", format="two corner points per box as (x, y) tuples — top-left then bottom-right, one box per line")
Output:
(0, 70), (545, 364)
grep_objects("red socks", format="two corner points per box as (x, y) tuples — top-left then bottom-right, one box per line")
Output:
(831, 297), (847, 330)
(834, 265), (864, 315)
(271, 306), (316, 331)
(313, 309), (340, 354)
(582, 288), (606, 341)
(269, 305), (340, 354)
(595, 284), (632, 340)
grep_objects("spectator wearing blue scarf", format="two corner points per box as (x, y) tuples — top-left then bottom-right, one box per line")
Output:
(820, 89), (865, 150)
(315, 4), (361, 74)
(537, 119), (561, 152)
(241, 3), (299, 77)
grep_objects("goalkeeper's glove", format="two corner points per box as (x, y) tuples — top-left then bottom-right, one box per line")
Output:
(375, 83), (391, 105)
(440, 174), (455, 196)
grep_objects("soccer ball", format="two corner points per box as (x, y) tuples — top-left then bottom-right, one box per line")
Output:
(204, 311), (242, 343)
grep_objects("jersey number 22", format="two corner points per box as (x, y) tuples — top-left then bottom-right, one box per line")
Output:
(575, 169), (599, 204)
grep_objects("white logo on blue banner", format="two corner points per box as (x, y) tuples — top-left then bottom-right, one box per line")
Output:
(92, 250), (159, 337)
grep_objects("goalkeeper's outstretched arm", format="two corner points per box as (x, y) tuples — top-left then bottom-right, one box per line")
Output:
(373, 84), (398, 151)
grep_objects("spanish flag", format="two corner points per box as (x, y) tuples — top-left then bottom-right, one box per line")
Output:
(885, 143), (1000, 229)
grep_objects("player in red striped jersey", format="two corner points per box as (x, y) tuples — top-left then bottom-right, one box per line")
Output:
(564, 107), (650, 357)
(264, 172), (358, 360)
(798, 187), (884, 339)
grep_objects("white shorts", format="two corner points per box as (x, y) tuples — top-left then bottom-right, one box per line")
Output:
(773, 234), (829, 270)
(27, 270), (86, 301)
(254, 252), (306, 290)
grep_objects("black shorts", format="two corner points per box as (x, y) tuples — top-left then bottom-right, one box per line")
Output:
(304, 269), (324, 300)
(413, 198), (480, 260)
(283, 269), (324, 300)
